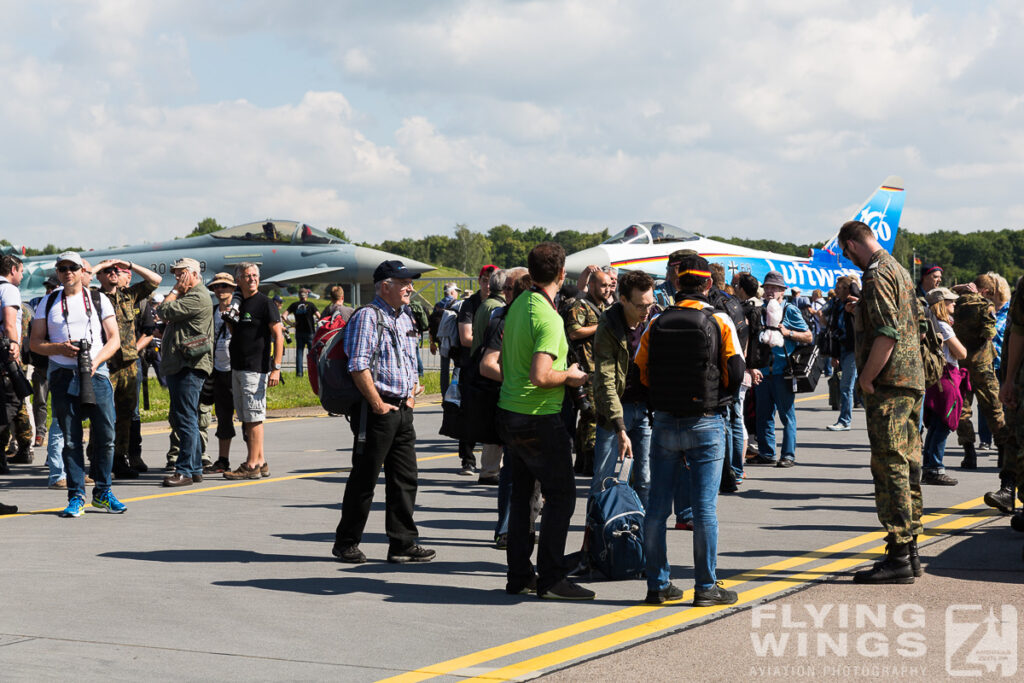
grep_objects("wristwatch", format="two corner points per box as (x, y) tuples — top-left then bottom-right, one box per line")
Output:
(273, 362), (282, 371)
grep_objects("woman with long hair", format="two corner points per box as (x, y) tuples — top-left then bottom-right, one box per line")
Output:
(922, 288), (968, 486)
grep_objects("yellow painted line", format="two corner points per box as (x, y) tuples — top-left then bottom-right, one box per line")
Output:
(794, 393), (827, 403)
(379, 496), (988, 683)
(1, 450), (460, 519)
(461, 507), (998, 682)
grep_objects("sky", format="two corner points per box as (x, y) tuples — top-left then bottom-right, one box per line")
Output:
(3, 0), (1024, 249)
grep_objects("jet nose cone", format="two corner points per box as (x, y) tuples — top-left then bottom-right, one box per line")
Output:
(564, 247), (610, 277)
(352, 246), (435, 281)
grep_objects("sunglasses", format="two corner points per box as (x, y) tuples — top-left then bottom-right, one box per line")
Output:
(56, 265), (81, 274)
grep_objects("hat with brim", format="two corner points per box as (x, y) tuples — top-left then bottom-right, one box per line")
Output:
(208, 272), (236, 287)
(55, 251), (84, 268)
(926, 287), (958, 306)
(373, 260), (422, 283)
(171, 257), (201, 273)
(763, 271), (786, 289)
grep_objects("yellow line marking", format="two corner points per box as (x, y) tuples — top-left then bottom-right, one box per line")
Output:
(794, 393), (827, 403)
(379, 497), (988, 683)
(1, 450), (459, 518)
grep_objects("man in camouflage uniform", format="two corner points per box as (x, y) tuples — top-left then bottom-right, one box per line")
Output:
(94, 259), (161, 478)
(992, 278), (1024, 523)
(0, 254), (32, 467)
(839, 220), (925, 584)
(565, 269), (612, 475)
(952, 284), (1005, 469)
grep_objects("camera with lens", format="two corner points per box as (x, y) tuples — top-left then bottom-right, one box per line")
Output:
(222, 291), (242, 325)
(69, 339), (97, 406)
(0, 336), (32, 400)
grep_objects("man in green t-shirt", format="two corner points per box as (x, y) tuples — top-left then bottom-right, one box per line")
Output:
(497, 242), (593, 601)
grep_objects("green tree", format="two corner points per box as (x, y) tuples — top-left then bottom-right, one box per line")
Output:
(446, 224), (492, 274)
(326, 227), (350, 242)
(188, 217), (224, 237)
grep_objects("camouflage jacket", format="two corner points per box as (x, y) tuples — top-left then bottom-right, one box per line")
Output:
(853, 249), (924, 391)
(566, 296), (606, 374)
(99, 280), (158, 368)
(952, 291), (996, 354)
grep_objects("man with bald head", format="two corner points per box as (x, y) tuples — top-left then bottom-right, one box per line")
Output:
(566, 268), (612, 475)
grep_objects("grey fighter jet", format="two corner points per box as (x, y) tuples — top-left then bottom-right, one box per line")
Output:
(14, 220), (433, 302)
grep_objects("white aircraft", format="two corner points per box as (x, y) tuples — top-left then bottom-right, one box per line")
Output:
(563, 176), (905, 291)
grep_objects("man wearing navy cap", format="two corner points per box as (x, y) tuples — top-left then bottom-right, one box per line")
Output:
(332, 260), (434, 564)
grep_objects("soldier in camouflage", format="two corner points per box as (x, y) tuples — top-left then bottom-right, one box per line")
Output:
(565, 269), (612, 476)
(951, 284), (1006, 469)
(839, 220), (925, 584)
(94, 259), (161, 477)
(993, 277), (1024, 524)
(0, 254), (32, 468)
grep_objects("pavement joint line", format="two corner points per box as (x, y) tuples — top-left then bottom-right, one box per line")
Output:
(457, 507), (999, 682)
(378, 495), (991, 683)
(0, 451), (459, 518)
(0, 631), (413, 672)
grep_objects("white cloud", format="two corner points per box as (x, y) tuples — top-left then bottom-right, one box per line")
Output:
(4, 0), (1024, 252)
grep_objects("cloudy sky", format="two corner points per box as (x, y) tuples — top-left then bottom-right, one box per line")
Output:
(3, 1), (1023, 249)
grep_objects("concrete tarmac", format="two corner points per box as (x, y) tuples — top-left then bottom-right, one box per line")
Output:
(1, 394), (1021, 682)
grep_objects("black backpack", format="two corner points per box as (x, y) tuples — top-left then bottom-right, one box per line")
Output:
(709, 288), (749, 351)
(647, 304), (724, 416)
(742, 299), (772, 369)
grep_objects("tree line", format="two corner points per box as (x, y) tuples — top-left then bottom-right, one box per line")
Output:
(7, 219), (1022, 288)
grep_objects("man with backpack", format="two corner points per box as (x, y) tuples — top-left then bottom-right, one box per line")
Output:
(428, 282), (460, 396)
(751, 270), (812, 468)
(634, 254), (744, 606)
(472, 269), (509, 485)
(332, 260), (433, 565)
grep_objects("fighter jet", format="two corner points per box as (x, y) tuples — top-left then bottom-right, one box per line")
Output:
(563, 176), (904, 291)
(13, 220), (434, 301)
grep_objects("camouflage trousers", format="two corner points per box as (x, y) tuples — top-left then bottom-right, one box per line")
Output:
(168, 400), (211, 462)
(863, 387), (924, 544)
(0, 399), (33, 453)
(574, 387), (596, 474)
(110, 362), (138, 459)
(957, 356), (1006, 447)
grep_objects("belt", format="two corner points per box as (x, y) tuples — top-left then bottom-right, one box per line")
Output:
(380, 395), (409, 407)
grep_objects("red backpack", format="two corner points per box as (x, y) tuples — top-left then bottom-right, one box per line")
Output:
(308, 313), (349, 396)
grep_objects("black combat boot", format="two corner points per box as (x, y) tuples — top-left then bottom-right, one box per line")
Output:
(960, 442), (977, 470)
(1011, 513), (1024, 533)
(908, 536), (923, 577)
(128, 418), (146, 471)
(984, 483), (1016, 514)
(9, 443), (33, 464)
(853, 541), (915, 584)
(996, 442), (1004, 468)
(0, 451), (9, 475)
(112, 454), (140, 480)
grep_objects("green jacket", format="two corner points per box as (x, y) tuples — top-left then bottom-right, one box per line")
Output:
(593, 302), (638, 433)
(157, 283), (214, 376)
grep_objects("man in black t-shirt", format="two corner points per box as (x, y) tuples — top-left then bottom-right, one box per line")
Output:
(223, 263), (285, 480)
(453, 265), (498, 475)
(287, 288), (320, 378)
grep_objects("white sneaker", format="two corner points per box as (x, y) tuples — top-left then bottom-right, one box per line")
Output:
(826, 423), (851, 431)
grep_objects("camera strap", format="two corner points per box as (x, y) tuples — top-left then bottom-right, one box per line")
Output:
(59, 290), (96, 346)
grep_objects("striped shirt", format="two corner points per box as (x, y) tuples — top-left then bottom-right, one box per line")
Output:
(344, 295), (418, 399)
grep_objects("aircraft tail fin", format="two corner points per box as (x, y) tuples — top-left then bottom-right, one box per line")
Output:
(820, 175), (904, 256)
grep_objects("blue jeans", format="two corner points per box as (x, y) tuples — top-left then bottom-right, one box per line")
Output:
(755, 374), (797, 461)
(166, 368), (207, 478)
(495, 451), (511, 537)
(727, 388), (746, 478)
(592, 402), (652, 509)
(645, 412), (725, 591)
(50, 367), (115, 500)
(46, 418), (65, 486)
(837, 350), (857, 427)
(923, 411), (951, 473)
(295, 331), (313, 376)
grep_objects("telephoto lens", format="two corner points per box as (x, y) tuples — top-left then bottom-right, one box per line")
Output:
(71, 340), (97, 406)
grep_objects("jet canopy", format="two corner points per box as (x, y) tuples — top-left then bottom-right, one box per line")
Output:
(210, 221), (347, 245)
(603, 222), (698, 246)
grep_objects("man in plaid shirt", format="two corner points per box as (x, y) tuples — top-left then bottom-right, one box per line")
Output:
(332, 260), (434, 565)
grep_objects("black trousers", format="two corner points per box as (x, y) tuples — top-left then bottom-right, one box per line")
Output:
(497, 408), (576, 595)
(212, 369), (236, 441)
(335, 400), (419, 550)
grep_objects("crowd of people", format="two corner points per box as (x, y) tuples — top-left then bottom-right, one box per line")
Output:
(0, 253), (357, 515)
(3, 226), (1022, 603)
